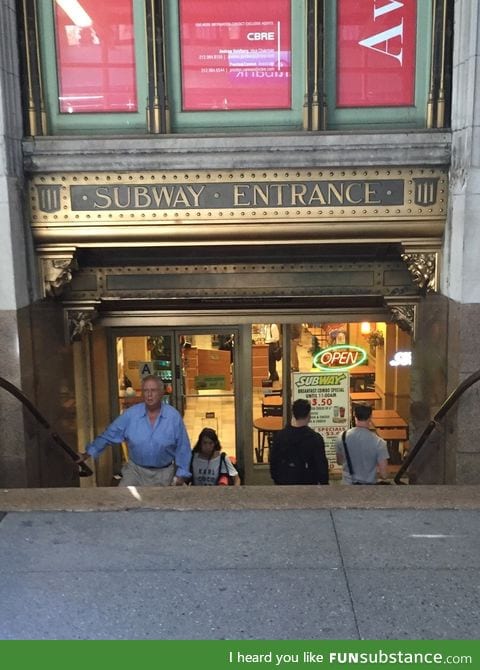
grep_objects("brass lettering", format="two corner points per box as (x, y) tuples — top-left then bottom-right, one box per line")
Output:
(185, 185), (205, 207)
(252, 184), (269, 206)
(93, 187), (112, 209)
(134, 186), (152, 209)
(172, 187), (191, 207)
(364, 183), (382, 204)
(272, 183), (283, 206)
(307, 184), (327, 206)
(112, 186), (131, 209)
(290, 184), (308, 205)
(233, 185), (250, 206)
(327, 183), (344, 205)
(344, 183), (363, 204)
(151, 186), (175, 207)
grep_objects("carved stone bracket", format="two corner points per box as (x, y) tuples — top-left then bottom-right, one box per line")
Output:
(400, 251), (438, 293)
(38, 248), (78, 298)
(386, 302), (417, 337)
(65, 308), (98, 343)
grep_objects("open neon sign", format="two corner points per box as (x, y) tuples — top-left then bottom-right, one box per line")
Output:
(313, 344), (367, 372)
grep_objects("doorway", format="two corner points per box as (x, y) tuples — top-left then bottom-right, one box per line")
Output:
(91, 315), (412, 486)
(110, 327), (239, 473)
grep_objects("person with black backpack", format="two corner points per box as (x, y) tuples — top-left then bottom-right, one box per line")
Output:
(189, 427), (240, 486)
(269, 399), (329, 485)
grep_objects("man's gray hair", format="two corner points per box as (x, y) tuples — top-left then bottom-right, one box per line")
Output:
(141, 374), (165, 389)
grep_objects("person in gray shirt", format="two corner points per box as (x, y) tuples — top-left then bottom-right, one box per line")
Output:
(336, 404), (389, 484)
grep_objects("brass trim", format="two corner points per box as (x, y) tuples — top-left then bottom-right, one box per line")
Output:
(436, 0), (448, 128)
(160, 0), (170, 133)
(426, 0), (437, 129)
(29, 168), (448, 247)
(400, 249), (439, 293)
(21, 0), (47, 135)
(66, 308), (98, 343)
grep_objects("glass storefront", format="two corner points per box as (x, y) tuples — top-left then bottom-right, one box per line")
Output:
(108, 318), (411, 485)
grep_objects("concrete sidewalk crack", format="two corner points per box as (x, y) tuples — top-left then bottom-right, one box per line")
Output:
(330, 509), (361, 639)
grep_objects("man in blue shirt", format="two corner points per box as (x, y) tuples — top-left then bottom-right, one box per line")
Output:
(78, 375), (191, 486)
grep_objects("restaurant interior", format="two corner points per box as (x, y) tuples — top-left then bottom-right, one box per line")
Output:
(115, 320), (411, 482)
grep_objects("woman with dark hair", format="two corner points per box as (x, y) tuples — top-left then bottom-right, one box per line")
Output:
(189, 427), (240, 486)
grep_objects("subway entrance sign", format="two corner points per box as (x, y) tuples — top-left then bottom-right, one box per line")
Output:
(313, 345), (367, 372)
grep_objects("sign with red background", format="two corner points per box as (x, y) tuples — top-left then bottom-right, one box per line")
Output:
(179, 0), (291, 111)
(54, 0), (137, 114)
(337, 0), (417, 107)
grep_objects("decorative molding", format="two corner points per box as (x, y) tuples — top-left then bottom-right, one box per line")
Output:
(387, 303), (416, 334)
(400, 251), (438, 293)
(66, 309), (98, 343)
(38, 248), (77, 298)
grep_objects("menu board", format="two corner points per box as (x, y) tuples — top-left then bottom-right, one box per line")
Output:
(179, 0), (291, 110)
(292, 371), (350, 469)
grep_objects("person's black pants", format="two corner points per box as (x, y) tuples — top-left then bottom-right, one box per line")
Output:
(268, 342), (279, 381)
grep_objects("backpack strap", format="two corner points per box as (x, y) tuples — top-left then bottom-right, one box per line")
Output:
(341, 431), (357, 483)
(189, 451), (195, 485)
(216, 452), (230, 485)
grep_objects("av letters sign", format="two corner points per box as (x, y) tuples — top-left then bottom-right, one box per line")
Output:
(337, 0), (417, 107)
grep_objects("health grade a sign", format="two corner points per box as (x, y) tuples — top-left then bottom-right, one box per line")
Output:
(292, 371), (350, 469)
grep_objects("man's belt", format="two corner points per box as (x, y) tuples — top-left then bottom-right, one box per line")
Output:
(137, 462), (174, 470)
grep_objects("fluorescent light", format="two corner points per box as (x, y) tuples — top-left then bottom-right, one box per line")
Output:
(55, 0), (92, 28)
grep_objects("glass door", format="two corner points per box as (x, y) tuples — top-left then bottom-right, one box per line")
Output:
(178, 329), (237, 462)
(111, 328), (238, 467)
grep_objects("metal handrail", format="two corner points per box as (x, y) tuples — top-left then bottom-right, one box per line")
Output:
(0, 376), (93, 478)
(394, 368), (480, 484)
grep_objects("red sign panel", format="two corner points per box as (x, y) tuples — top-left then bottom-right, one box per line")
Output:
(337, 0), (417, 107)
(54, 0), (137, 114)
(179, 0), (291, 111)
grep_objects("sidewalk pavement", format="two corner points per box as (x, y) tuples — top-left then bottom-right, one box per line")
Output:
(0, 486), (479, 640)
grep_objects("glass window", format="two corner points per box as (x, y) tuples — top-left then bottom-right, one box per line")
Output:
(54, 0), (137, 114)
(38, 0), (147, 133)
(336, 0), (417, 108)
(325, 0), (433, 129)
(167, 0), (305, 132)
(179, 0), (291, 111)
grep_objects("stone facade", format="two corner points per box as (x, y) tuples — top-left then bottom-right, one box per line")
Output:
(1, 0), (480, 486)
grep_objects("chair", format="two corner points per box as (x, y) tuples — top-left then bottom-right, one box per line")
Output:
(255, 409), (283, 463)
(261, 403), (283, 417)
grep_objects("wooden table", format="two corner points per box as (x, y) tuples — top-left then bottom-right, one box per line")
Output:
(350, 391), (380, 403)
(263, 395), (283, 407)
(372, 416), (408, 430)
(350, 365), (375, 376)
(253, 416), (283, 463)
(372, 409), (404, 419)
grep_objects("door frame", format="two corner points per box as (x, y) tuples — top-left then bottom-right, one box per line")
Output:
(96, 306), (392, 484)
(106, 325), (248, 479)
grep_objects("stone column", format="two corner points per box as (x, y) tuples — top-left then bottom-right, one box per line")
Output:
(0, 0), (35, 487)
(441, 1), (480, 482)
